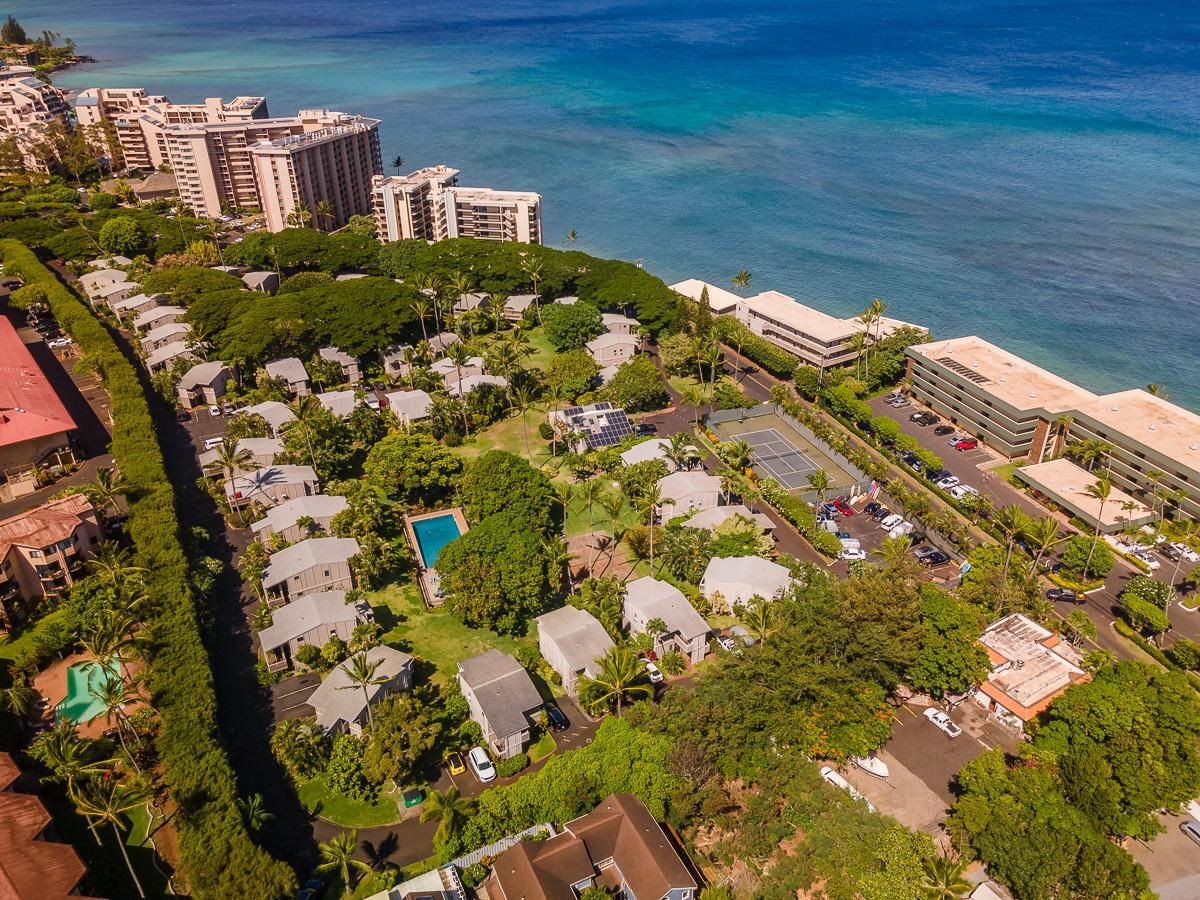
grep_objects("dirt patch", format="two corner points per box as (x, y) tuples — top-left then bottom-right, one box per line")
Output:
(567, 531), (635, 582)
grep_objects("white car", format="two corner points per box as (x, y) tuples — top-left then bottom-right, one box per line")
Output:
(364, 394), (381, 410)
(935, 475), (960, 490)
(839, 548), (868, 562)
(819, 766), (876, 812)
(467, 746), (496, 783)
(879, 513), (904, 530)
(47, 336), (73, 349)
(643, 660), (664, 684)
(949, 484), (978, 500)
(716, 635), (738, 652)
(208, 404), (222, 417)
(923, 707), (962, 738)
(1134, 551), (1161, 571)
(1173, 543), (1200, 563)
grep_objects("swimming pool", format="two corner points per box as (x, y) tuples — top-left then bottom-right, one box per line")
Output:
(410, 512), (465, 570)
(56, 658), (122, 725)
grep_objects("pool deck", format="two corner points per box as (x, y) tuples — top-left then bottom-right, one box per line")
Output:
(31, 651), (144, 739)
(404, 507), (469, 609)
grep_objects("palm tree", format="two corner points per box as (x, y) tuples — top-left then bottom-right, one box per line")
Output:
(336, 652), (389, 731)
(87, 544), (147, 594)
(993, 504), (1029, 582)
(317, 829), (373, 896)
(665, 432), (693, 470)
(1062, 609), (1097, 646)
(73, 777), (150, 898)
(0, 677), (36, 719)
(1067, 438), (1115, 473)
(578, 645), (653, 717)
(391, 154), (405, 174)
(1021, 516), (1061, 575)
(412, 297), (431, 343)
(27, 723), (116, 799)
(543, 537), (576, 595)
(1082, 475), (1112, 579)
(726, 440), (753, 474)
(287, 394), (322, 471)
(88, 672), (143, 770)
(919, 852), (972, 899)
(553, 481), (574, 537)
(520, 256), (544, 325)
(1145, 383), (1168, 399)
(743, 598), (772, 644)
(637, 484), (663, 572)
(730, 270), (751, 290)
(286, 199), (313, 229)
(419, 787), (476, 846)
(681, 385), (705, 427)
(206, 436), (254, 479)
(89, 465), (125, 517)
(511, 386), (537, 460)
(880, 534), (914, 571)
(1167, 519), (1200, 592)
(314, 199), (335, 231)
(577, 479), (605, 571)
(237, 793), (274, 832)
(444, 342), (473, 435)
(806, 468), (832, 502)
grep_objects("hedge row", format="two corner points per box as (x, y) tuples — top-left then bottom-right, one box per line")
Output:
(713, 315), (801, 378)
(0, 243), (296, 898)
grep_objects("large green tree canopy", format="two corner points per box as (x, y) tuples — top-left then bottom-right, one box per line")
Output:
(458, 450), (559, 534)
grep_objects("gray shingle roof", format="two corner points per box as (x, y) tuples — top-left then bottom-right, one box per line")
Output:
(257, 590), (355, 651)
(309, 645), (413, 731)
(262, 536), (360, 590)
(265, 357), (309, 385)
(178, 360), (231, 390)
(240, 401), (295, 433)
(536, 606), (614, 677)
(250, 494), (348, 536)
(623, 577), (710, 641)
(458, 650), (543, 739)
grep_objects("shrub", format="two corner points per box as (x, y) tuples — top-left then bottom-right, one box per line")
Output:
(460, 863), (488, 889)
(1170, 638), (1200, 670)
(658, 651), (687, 676)
(0, 242), (296, 898)
(87, 191), (119, 210)
(713, 316), (799, 378)
(1122, 574), (1173, 609)
(537, 421), (554, 440)
(1061, 535), (1115, 580)
(495, 752), (530, 777)
(812, 529), (843, 557)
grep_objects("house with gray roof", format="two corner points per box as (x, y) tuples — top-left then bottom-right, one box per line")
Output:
(684, 505), (775, 534)
(141, 322), (193, 354)
(700, 555), (792, 612)
(251, 493), (349, 544)
(384, 389), (432, 427)
(431, 355), (484, 380)
(586, 332), (639, 367)
(624, 576), (710, 664)
(264, 357), (311, 398)
(316, 389), (357, 418)
(657, 471), (722, 521)
(109, 291), (161, 319)
(243, 271), (279, 293)
(382, 343), (414, 380)
(225, 465), (318, 509)
(177, 361), (234, 409)
(602, 312), (639, 335)
(536, 605), (615, 696)
(79, 268), (125, 298)
(257, 590), (371, 673)
(619, 438), (675, 471)
(91, 281), (142, 307)
(503, 294), (538, 322)
(239, 400), (295, 437)
(427, 332), (460, 356)
(309, 645), (414, 735)
(318, 346), (361, 383)
(87, 255), (132, 271)
(447, 373), (508, 398)
(198, 436), (282, 473)
(452, 291), (491, 315)
(133, 304), (186, 331)
(458, 650), (544, 760)
(262, 536), (360, 605)
(144, 342), (196, 372)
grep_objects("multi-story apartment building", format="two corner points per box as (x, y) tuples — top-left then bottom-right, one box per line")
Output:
(0, 494), (102, 630)
(74, 87), (267, 170)
(372, 166), (542, 244)
(0, 64), (69, 171)
(906, 336), (1200, 523)
(251, 114), (382, 232)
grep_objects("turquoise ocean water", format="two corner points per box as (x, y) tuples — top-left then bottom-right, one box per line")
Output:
(19, 0), (1200, 409)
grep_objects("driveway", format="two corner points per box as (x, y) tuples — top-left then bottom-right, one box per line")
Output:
(1130, 812), (1200, 900)
(272, 674), (319, 723)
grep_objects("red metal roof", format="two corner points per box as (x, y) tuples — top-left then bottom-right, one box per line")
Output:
(0, 318), (75, 449)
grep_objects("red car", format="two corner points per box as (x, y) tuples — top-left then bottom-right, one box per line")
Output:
(954, 438), (978, 451)
(832, 498), (855, 516)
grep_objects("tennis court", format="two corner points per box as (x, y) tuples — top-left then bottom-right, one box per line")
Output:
(739, 428), (821, 489)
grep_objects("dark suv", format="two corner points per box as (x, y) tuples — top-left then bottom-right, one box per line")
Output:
(544, 702), (570, 732)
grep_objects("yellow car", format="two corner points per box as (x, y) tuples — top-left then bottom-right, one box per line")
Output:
(445, 752), (466, 776)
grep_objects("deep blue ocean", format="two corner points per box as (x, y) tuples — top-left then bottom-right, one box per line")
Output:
(18, 0), (1200, 410)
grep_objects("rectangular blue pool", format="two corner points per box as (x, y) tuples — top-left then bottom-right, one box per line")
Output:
(410, 512), (465, 569)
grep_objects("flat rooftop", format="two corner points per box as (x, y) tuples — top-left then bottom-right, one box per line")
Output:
(742, 290), (864, 342)
(669, 279), (743, 314)
(1015, 458), (1152, 528)
(908, 335), (1097, 413)
(979, 614), (1086, 715)
(1071, 389), (1200, 475)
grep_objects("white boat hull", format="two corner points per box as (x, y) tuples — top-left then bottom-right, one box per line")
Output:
(851, 755), (890, 779)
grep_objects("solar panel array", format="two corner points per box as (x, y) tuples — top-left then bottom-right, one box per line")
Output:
(560, 401), (634, 449)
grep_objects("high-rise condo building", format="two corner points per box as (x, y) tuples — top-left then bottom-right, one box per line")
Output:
(0, 64), (69, 171)
(372, 166), (542, 244)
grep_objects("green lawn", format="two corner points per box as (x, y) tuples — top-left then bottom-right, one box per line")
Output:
(564, 478), (639, 538)
(456, 404), (554, 466)
(367, 580), (538, 685)
(297, 776), (401, 828)
(528, 729), (557, 763)
(0, 607), (71, 673)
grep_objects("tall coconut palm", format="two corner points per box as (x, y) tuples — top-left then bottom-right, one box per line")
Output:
(419, 787), (476, 846)
(681, 385), (705, 427)
(806, 468), (832, 502)
(1167, 519), (1200, 592)
(730, 270), (751, 290)
(316, 829), (373, 896)
(1021, 515), (1061, 575)
(543, 537), (576, 595)
(0, 677), (36, 720)
(665, 432), (693, 470)
(412, 297), (431, 343)
(726, 440), (753, 474)
(993, 504), (1030, 582)
(287, 394), (322, 472)
(577, 479), (605, 571)
(880, 534), (915, 572)
(89, 465), (125, 517)
(520, 256), (544, 325)
(510, 386), (537, 460)
(314, 199), (335, 231)
(336, 652), (389, 731)
(1068, 438), (1115, 473)
(919, 852), (972, 899)
(553, 481), (574, 537)
(88, 672), (143, 769)
(206, 436), (255, 479)
(391, 154), (405, 174)
(87, 544), (147, 593)
(28, 723), (116, 798)
(444, 342), (473, 435)
(73, 776), (150, 897)
(637, 484), (663, 572)
(578, 645), (653, 717)
(1082, 475), (1112, 578)
(286, 200), (313, 229)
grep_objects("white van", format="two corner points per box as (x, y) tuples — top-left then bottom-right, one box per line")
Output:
(879, 513), (904, 531)
(839, 538), (861, 551)
(203, 436), (225, 451)
(888, 522), (914, 539)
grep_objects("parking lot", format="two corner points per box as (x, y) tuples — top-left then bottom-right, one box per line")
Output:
(821, 498), (960, 581)
(839, 701), (1017, 834)
(1130, 811), (1200, 899)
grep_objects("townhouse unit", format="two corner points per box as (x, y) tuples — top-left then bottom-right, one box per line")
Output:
(317, 346), (361, 383)
(225, 464), (318, 509)
(656, 471), (722, 521)
(624, 576), (711, 664)
(261, 536), (360, 605)
(536, 605), (615, 696)
(457, 649), (543, 760)
(176, 361), (234, 409)
(699, 555), (792, 612)
(250, 493), (349, 544)
(264, 357), (311, 398)
(309, 646), (413, 734)
(257, 589), (371, 673)
(586, 332), (640, 368)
